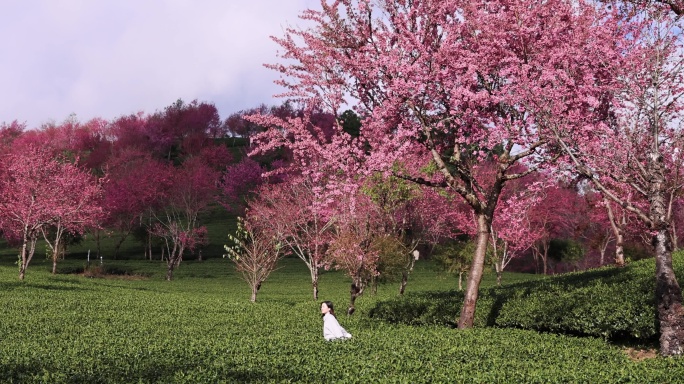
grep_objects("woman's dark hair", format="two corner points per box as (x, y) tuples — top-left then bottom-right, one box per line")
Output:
(321, 301), (335, 317)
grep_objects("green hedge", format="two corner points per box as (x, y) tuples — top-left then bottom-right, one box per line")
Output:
(2, 257), (684, 382)
(2, 298), (684, 382)
(370, 252), (684, 342)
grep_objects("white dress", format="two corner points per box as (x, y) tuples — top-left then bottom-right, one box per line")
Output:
(323, 313), (352, 341)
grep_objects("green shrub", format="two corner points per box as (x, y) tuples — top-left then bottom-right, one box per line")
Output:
(370, 251), (684, 342)
(548, 238), (584, 263)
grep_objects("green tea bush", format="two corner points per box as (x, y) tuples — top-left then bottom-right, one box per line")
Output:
(370, 252), (684, 342)
(2, 257), (684, 382)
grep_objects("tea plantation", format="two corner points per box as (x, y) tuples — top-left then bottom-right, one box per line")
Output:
(1, 253), (684, 382)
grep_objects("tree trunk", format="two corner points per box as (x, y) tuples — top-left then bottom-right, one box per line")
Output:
(458, 271), (463, 291)
(313, 276), (319, 302)
(495, 263), (502, 286)
(166, 261), (175, 281)
(606, 199), (626, 267)
(19, 237), (37, 281)
(457, 213), (491, 329)
(147, 225), (153, 260)
(51, 234), (61, 275)
(654, 227), (684, 356)
(19, 264), (26, 280)
(307, 264), (320, 300)
(400, 271), (409, 295)
(671, 217), (679, 251)
(399, 251), (417, 295)
(166, 243), (177, 281)
(19, 234), (28, 281)
(615, 231), (625, 267)
(113, 234), (127, 260)
(649, 151), (684, 356)
(250, 283), (259, 303)
(599, 234), (611, 266)
(96, 230), (101, 258)
(348, 282), (364, 315)
(19, 227), (28, 280)
(533, 242), (547, 275)
(490, 230), (502, 286)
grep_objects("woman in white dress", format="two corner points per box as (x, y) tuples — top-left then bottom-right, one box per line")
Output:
(321, 301), (352, 341)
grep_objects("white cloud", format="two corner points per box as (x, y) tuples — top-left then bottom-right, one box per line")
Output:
(0, 0), (318, 127)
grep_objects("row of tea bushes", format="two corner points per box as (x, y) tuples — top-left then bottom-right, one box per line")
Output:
(2, 299), (684, 382)
(369, 252), (684, 341)
(2, 257), (684, 382)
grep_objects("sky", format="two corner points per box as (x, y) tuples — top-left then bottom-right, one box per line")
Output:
(0, 0), (319, 128)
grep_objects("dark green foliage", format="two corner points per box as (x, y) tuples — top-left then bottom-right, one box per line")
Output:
(624, 243), (653, 262)
(371, 252), (684, 342)
(217, 136), (250, 148)
(548, 238), (585, 262)
(433, 241), (475, 273)
(340, 109), (361, 138)
(372, 235), (409, 283)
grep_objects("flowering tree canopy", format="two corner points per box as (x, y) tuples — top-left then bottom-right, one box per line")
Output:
(546, 7), (684, 355)
(257, 0), (631, 328)
(0, 147), (103, 280)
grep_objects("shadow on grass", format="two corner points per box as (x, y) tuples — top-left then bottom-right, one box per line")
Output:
(0, 361), (301, 383)
(0, 281), (90, 292)
(369, 258), (669, 346)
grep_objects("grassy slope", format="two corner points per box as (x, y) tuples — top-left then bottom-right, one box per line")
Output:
(369, 252), (684, 345)
(0, 204), (240, 265)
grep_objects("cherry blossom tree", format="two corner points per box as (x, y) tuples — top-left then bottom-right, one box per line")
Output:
(108, 112), (150, 154)
(0, 147), (100, 280)
(106, 100), (228, 164)
(103, 101), (229, 264)
(362, 172), (419, 294)
(224, 217), (283, 302)
(247, 175), (334, 300)
(363, 170), (465, 294)
(225, 102), (297, 138)
(40, 161), (104, 274)
(6, 117), (112, 258)
(220, 158), (266, 215)
(197, 144), (233, 172)
(630, 0), (684, 15)
(259, 0), (630, 328)
(23, 116), (111, 171)
(582, 192), (616, 267)
(602, 198), (648, 266)
(669, 196), (684, 250)
(103, 149), (172, 259)
(327, 192), (383, 315)
(145, 99), (225, 162)
(578, 177), (651, 267)
(153, 157), (219, 280)
(544, 8), (684, 355)
(490, 182), (545, 284)
(525, 186), (586, 275)
(0, 121), (25, 152)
